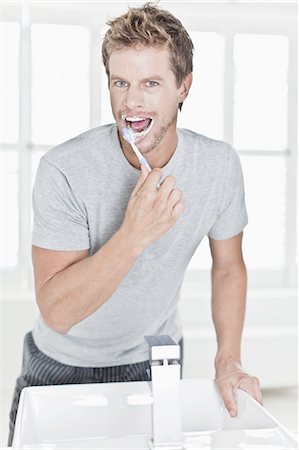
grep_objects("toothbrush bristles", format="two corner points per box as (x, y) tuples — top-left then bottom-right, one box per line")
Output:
(122, 127), (134, 143)
(121, 126), (152, 172)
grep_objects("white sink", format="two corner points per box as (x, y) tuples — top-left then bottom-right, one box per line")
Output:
(12, 379), (297, 449)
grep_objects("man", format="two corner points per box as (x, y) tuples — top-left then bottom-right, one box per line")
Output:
(8, 2), (262, 445)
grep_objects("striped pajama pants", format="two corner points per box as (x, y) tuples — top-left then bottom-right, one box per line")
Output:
(8, 331), (184, 446)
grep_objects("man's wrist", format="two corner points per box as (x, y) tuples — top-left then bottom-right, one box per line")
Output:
(214, 350), (241, 372)
(115, 226), (145, 258)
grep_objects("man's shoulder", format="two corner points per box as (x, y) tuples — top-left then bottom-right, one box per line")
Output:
(178, 128), (235, 160)
(43, 123), (115, 167)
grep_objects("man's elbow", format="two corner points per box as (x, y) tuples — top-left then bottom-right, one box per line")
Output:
(44, 316), (70, 335)
(212, 260), (247, 278)
(37, 296), (71, 335)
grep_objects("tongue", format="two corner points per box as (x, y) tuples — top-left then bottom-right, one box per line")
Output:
(130, 118), (151, 132)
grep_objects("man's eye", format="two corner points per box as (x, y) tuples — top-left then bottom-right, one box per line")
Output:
(114, 81), (128, 88)
(146, 80), (159, 87)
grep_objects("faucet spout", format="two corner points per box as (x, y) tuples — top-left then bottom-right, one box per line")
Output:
(145, 335), (183, 450)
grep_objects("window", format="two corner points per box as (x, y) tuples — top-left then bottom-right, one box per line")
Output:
(185, 31), (292, 276)
(233, 34), (288, 151)
(2, 151), (19, 268)
(31, 24), (90, 145)
(175, 7), (296, 287)
(1, 3), (297, 294)
(2, 22), (20, 143)
(2, 22), (20, 271)
(2, 11), (93, 290)
(177, 31), (225, 141)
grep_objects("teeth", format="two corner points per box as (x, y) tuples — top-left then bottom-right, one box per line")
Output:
(121, 114), (152, 122)
(133, 129), (146, 136)
(132, 118), (154, 139)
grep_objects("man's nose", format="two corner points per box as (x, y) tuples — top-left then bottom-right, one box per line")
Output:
(123, 85), (144, 110)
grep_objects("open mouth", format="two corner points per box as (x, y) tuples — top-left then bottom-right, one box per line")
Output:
(121, 115), (154, 139)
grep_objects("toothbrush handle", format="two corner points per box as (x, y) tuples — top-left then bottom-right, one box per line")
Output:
(131, 141), (152, 173)
(139, 157), (161, 187)
(139, 157), (152, 173)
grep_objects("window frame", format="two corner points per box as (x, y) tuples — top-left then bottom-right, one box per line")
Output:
(1, 2), (297, 296)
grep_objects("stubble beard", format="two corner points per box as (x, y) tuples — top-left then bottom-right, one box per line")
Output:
(140, 112), (177, 155)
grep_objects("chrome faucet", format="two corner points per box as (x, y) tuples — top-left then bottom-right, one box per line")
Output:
(145, 335), (184, 450)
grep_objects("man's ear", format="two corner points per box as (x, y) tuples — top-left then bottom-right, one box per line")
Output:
(178, 73), (193, 103)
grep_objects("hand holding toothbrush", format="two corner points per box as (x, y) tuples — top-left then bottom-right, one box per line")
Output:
(119, 167), (185, 255)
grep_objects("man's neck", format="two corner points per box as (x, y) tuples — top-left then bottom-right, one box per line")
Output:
(119, 130), (178, 170)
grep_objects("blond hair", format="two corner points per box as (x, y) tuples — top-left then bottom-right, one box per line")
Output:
(102, 2), (193, 91)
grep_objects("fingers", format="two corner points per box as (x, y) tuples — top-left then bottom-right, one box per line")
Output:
(217, 382), (238, 417)
(166, 187), (182, 207)
(158, 175), (176, 198)
(141, 163), (150, 179)
(157, 177), (185, 220)
(130, 167), (161, 198)
(166, 188), (184, 217)
(237, 376), (263, 405)
(158, 176), (183, 207)
(129, 168), (184, 233)
(218, 375), (263, 420)
(171, 201), (185, 220)
(142, 168), (162, 190)
(130, 167), (148, 197)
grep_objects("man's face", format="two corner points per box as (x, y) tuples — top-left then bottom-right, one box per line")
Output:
(109, 44), (185, 155)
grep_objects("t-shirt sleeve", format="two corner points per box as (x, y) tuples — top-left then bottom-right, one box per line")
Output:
(32, 156), (90, 251)
(208, 147), (248, 240)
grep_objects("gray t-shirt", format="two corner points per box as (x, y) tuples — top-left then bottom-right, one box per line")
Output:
(32, 124), (248, 367)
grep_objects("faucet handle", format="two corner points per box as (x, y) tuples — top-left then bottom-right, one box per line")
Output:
(145, 335), (180, 363)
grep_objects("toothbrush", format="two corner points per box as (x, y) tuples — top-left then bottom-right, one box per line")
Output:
(122, 127), (152, 173)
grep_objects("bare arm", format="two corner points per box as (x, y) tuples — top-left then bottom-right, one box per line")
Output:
(210, 232), (246, 366)
(209, 232), (262, 415)
(32, 232), (139, 335)
(33, 167), (184, 334)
